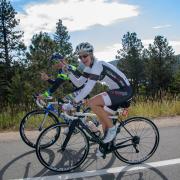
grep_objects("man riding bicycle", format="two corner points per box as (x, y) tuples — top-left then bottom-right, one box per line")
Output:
(66, 42), (133, 156)
(39, 52), (84, 100)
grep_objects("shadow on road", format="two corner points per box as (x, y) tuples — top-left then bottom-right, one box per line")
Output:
(115, 163), (168, 180)
(0, 150), (49, 179)
(66, 163), (169, 180)
(0, 147), (168, 180)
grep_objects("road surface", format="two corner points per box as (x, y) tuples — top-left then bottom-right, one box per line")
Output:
(0, 116), (180, 180)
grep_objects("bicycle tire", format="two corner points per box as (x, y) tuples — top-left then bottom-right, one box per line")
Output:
(36, 122), (89, 172)
(19, 109), (60, 148)
(114, 116), (160, 164)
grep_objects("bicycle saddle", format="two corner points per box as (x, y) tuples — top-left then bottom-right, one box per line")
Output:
(109, 98), (132, 112)
(119, 98), (132, 108)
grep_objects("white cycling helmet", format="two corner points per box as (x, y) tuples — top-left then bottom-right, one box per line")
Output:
(75, 42), (94, 55)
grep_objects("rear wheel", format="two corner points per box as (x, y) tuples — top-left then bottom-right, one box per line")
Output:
(19, 109), (60, 148)
(114, 117), (159, 164)
(36, 123), (89, 172)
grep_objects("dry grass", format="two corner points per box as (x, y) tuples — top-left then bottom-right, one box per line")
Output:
(129, 100), (180, 118)
(0, 100), (180, 130)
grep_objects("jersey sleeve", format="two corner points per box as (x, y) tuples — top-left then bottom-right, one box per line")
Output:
(74, 79), (96, 102)
(67, 65), (82, 77)
(69, 72), (87, 87)
(43, 77), (65, 97)
(74, 61), (103, 103)
(43, 65), (82, 97)
(48, 78), (65, 94)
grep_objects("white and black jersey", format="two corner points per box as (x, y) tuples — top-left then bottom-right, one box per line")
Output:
(69, 59), (132, 105)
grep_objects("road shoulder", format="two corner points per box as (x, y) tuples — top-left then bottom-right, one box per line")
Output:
(0, 116), (179, 141)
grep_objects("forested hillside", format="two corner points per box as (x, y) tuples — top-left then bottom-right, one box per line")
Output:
(0, 0), (180, 129)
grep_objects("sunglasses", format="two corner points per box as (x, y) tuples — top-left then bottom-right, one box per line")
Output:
(79, 54), (89, 60)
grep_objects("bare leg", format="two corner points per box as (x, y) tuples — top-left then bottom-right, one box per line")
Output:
(88, 93), (113, 133)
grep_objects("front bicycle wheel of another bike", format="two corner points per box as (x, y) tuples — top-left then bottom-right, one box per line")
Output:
(114, 117), (159, 164)
(36, 123), (89, 172)
(20, 109), (60, 148)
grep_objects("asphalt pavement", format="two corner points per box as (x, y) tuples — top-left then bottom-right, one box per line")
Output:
(0, 116), (180, 180)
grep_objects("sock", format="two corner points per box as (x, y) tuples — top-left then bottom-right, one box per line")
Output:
(109, 126), (116, 131)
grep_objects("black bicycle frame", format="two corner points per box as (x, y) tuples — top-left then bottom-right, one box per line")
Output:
(61, 118), (136, 154)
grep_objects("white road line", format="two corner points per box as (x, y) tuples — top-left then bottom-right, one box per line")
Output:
(15, 158), (180, 180)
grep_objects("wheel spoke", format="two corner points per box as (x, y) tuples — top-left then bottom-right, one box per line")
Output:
(20, 110), (59, 148)
(114, 117), (159, 164)
(36, 123), (89, 172)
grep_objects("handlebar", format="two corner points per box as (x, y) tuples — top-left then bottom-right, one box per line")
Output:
(36, 99), (46, 108)
(33, 94), (53, 108)
(33, 93), (86, 114)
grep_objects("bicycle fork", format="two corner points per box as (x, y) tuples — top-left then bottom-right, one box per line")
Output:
(61, 120), (78, 151)
(38, 111), (49, 131)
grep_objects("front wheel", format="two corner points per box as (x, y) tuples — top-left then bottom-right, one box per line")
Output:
(36, 123), (89, 172)
(19, 109), (60, 148)
(114, 117), (160, 164)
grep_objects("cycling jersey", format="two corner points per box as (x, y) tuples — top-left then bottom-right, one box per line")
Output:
(69, 59), (131, 103)
(43, 65), (83, 97)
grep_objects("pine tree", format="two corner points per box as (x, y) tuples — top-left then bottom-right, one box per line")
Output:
(54, 19), (73, 56)
(26, 32), (57, 93)
(145, 36), (175, 98)
(0, 0), (26, 67)
(0, 0), (26, 104)
(27, 32), (57, 70)
(54, 19), (77, 64)
(116, 32), (144, 94)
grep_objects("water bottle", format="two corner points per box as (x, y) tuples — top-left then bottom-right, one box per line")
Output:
(86, 121), (101, 136)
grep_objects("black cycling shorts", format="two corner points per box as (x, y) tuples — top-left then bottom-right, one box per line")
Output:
(106, 86), (133, 111)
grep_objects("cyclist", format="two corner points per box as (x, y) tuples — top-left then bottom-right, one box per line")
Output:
(40, 52), (84, 99)
(38, 52), (100, 134)
(67, 42), (133, 156)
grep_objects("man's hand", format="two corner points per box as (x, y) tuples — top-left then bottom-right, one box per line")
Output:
(40, 72), (49, 81)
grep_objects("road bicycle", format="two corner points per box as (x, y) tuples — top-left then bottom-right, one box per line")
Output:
(19, 95), (97, 148)
(36, 99), (160, 172)
(19, 95), (65, 148)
